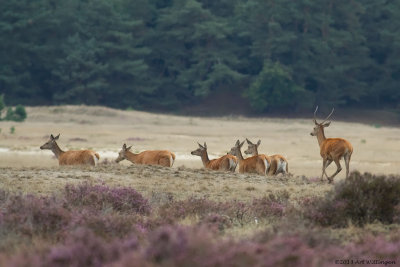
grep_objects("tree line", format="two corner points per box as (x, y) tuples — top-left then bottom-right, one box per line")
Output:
(0, 0), (399, 113)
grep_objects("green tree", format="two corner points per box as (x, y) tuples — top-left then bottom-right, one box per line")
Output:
(245, 61), (311, 111)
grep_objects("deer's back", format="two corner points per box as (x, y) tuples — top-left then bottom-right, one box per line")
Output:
(59, 150), (98, 166)
(321, 138), (353, 159)
(137, 150), (174, 164)
(239, 155), (265, 173)
(207, 154), (236, 170)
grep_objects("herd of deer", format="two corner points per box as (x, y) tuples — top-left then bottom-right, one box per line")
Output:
(40, 107), (353, 183)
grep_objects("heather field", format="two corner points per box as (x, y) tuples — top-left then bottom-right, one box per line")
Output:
(0, 106), (400, 266)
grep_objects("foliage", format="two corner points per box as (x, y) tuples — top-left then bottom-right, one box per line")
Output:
(64, 183), (151, 215)
(0, 95), (27, 122)
(245, 61), (312, 111)
(303, 171), (400, 227)
(1, 180), (400, 266)
(0, 0), (399, 113)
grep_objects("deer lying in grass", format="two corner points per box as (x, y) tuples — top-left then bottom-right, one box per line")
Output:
(40, 134), (100, 166)
(228, 140), (268, 175)
(191, 142), (237, 172)
(311, 106), (353, 183)
(115, 144), (175, 167)
(244, 138), (288, 175)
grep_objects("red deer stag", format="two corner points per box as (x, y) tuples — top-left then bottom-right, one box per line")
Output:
(40, 134), (100, 166)
(310, 106), (353, 183)
(244, 138), (288, 175)
(228, 140), (268, 175)
(191, 142), (237, 172)
(115, 144), (175, 167)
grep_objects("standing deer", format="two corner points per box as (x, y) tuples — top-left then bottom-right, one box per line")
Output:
(191, 142), (237, 172)
(115, 144), (175, 167)
(310, 106), (353, 183)
(40, 134), (100, 166)
(228, 140), (268, 175)
(244, 138), (288, 175)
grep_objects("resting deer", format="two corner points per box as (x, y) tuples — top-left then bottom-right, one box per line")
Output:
(244, 138), (288, 175)
(310, 106), (353, 183)
(40, 134), (100, 166)
(228, 140), (268, 175)
(115, 144), (175, 167)
(191, 142), (237, 172)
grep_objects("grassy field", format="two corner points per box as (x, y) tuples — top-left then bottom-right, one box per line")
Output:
(0, 106), (399, 266)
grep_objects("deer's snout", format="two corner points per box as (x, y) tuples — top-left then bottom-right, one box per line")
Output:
(310, 132), (315, 136)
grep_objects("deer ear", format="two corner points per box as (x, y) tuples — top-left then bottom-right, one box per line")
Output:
(246, 138), (252, 145)
(235, 140), (240, 146)
(197, 142), (203, 148)
(203, 142), (207, 149)
(123, 143), (127, 150)
(126, 146), (132, 151)
(50, 134), (54, 139)
(54, 134), (60, 140)
(257, 140), (261, 146)
(323, 121), (331, 127)
(239, 140), (245, 148)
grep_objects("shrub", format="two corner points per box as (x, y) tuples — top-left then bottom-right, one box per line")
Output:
(303, 171), (400, 227)
(68, 210), (145, 239)
(198, 213), (232, 232)
(1, 194), (70, 236)
(64, 183), (151, 215)
(251, 193), (289, 218)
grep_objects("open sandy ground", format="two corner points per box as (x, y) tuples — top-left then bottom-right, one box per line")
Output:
(0, 105), (399, 198)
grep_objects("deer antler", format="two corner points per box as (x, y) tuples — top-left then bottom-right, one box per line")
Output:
(313, 106), (319, 125)
(314, 106), (334, 125)
(321, 108), (334, 124)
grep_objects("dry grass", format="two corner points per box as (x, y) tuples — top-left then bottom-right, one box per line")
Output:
(0, 164), (330, 202)
(0, 105), (399, 176)
(0, 105), (399, 199)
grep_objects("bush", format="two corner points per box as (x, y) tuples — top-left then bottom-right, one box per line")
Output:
(244, 61), (313, 111)
(64, 183), (151, 215)
(0, 194), (70, 236)
(4, 106), (27, 122)
(303, 171), (400, 227)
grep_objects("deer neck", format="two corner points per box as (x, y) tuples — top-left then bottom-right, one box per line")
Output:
(125, 150), (139, 163)
(51, 142), (64, 159)
(200, 151), (210, 167)
(235, 150), (245, 162)
(253, 148), (259, 156)
(316, 128), (327, 147)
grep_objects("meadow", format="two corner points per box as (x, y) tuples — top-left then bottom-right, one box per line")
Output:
(0, 106), (399, 266)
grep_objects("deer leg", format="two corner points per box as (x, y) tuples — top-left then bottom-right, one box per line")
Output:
(321, 159), (332, 181)
(323, 159), (332, 179)
(328, 159), (342, 183)
(344, 153), (351, 179)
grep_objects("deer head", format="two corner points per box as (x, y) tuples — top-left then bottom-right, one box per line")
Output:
(244, 138), (261, 155)
(191, 142), (207, 156)
(310, 106), (334, 136)
(228, 140), (245, 157)
(40, 134), (60, 150)
(115, 143), (132, 163)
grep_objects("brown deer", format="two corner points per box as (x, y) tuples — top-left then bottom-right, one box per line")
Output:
(40, 134), (100, 166)
(115, 144), (175, 167)
(244, 138), (288, 175)
(191, 142), (237, 172)
(228, 140), (268, 175)
(310, 106), (353, 183)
